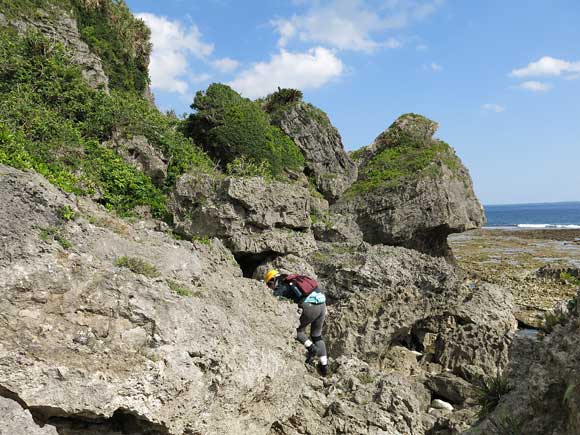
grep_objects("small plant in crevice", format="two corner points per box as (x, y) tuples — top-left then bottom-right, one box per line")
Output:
(475, 373), (512, 418)
(167, 280), (193, 297)
(58, 205), (77, 222)
(488, 414), (523, 435)
(115, 256), (160, 278)
(38, 226), (72, 249)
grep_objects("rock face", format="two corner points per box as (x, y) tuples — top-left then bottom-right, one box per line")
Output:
(270, 102), (358, 202)
(336, 114), (485, 257)
(309, 242), (516, 383)
(170, 174), (317, 268)
(467, 292), (580, 435)
(0, 165), (306, 435)
(4, 10), (109, 90)
(107, 133), (168, 187)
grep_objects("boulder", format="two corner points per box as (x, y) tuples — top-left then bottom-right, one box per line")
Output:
(311, 212), (363, 244)
(170, 174), (316, 266)
(267, 100), (358, 202)
(335, 114), (485, 257)
(309, 242), (516, 383)
(269, 357), (432, 435)
(0, 165), (306, 435)
(0, 396), (58, 435)
(466, 292), (580, 435)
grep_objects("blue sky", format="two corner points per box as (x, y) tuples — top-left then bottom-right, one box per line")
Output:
(126, 0), (580, 205)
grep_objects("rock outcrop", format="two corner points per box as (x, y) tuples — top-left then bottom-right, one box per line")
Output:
(309, 242), (516, 383)
(336, 114), (485, 257)
(2, 10), (109, 90)
(266, 100), (358, 202)
(170, 174), (316, 268)
(467, 292), (580, 435)
(0, 164), (307, 435)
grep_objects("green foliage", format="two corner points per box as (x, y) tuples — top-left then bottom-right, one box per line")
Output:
(115, 256), (160, 278)
(489, 414), (523, 435)
(58, 205), (77, 221)
(226, 156), (272, 179)
(73, 0), (151, 92)
(38, 226), (72, 249)
(182, 83), (304, 178)
(0, 30), (211, 218)
(167, 280), (193, 297)
(260, 87), (303, 123)
(475, 374), (513, 418)
(560, 272), (580, 286)
(346, 140), (457, 197)
(543, 310), (567, 333)
(191, 234), (211, 245)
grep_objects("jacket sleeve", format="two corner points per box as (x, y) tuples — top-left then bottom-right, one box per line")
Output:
(273, 282), (291, 299)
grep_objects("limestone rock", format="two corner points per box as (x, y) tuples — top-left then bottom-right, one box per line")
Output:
(270, 357), (431, 435)
(0, 396), (58, 435)
(425, 372), (476, 405)
(170, 173), (316, 262)
(8, 10), (109, 90)
(431, 399), (454, 411)
(311, 212), (364, 244)
(466, 291), (580, 435)
(309, 243), (516, 383)
(107, 133), (167, 187)
(335, 114), (485, 257)
(0, 164), (306, 435)
(268, 101), (358, 202)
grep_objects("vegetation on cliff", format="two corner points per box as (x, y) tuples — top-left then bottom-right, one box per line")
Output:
(346, 113), (463, 197)
(182, 83), (304, 178)
(0, 0), (151, 93)
(0, 28), (212, 218)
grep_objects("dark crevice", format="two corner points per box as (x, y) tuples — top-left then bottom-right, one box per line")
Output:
(0, 384), (169, 435)
(234, 251), (278, 278)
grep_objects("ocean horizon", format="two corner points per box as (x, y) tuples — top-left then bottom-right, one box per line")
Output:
(483, 201), (580, 229)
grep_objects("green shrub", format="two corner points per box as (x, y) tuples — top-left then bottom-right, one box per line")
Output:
(0, 30), (212, 218)
(38, 226), (72, 249)
(182, 83), (304, 178)
(58, 205), (77, 221)
(115, 256), (159, 278)
(226, 156), (272, 179)
(475, 374), (512, 417)
(560, 272), (580, 286)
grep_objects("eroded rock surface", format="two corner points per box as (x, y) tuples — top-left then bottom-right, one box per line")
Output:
(0, 165), (306, 435)
(170, 173), (316, 260)
(336, 114), (485, 257)
(269, 101), (358, 202)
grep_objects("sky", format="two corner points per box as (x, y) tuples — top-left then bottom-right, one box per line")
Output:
(125, 0), (580, 205)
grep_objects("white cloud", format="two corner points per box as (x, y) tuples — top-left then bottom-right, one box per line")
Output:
(422, 62), (442, 72)
(212, 57), (240, 73)
(229, 47), (344, 98)
(137, 13), (215, 94)
(384, 37), (402, 48)
(518, 81), (553, 92)
(482, 103), (505, 113)
(511, 56), (580, 78)
(271, 0), (443, 52)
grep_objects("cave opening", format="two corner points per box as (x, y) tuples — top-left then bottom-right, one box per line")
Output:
(234, 251), (277, 278)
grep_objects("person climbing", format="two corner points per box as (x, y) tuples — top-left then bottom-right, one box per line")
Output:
(264, 269), (329, 377)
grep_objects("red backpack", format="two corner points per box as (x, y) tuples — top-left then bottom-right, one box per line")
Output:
(283, 274), (319, 298)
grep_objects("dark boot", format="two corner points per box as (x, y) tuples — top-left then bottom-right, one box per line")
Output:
(317, 362), (328, 377)
(305, 344), (317, 365)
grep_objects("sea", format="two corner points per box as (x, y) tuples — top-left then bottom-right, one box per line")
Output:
(484, 202), (580, 229)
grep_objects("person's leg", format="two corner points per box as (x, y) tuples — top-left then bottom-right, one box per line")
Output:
(296, 303), (318, 357)
(309, 304), (328, 375)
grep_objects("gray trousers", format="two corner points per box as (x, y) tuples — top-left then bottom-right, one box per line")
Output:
(296, 302), (327, 358)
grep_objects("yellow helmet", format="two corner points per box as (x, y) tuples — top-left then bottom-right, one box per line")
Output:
(264, 269), (280, 284)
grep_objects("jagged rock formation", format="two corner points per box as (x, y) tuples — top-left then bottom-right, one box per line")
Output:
(310, 242), (516, 382)
(0, 164), (306, 435)
(170, 173), (317, 272)
(265, 99), (358, 202)
(336, 114), (485, 257)
(1, 9), (109, 90)
(467, 292), (580, 435)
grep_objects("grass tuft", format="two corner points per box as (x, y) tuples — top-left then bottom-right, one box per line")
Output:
(115, 256), (160, 278)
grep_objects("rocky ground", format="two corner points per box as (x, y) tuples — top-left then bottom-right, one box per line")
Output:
(450, 228), (580, 328)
